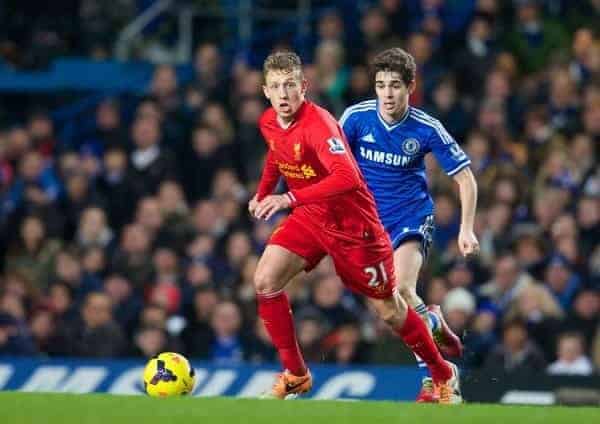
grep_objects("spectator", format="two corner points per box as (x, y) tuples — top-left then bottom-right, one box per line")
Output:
(209, 301), (246, 365)
(505, 0), (568, 73)
(48, 292), (127, 357)
(27, 110), (56, 158)
(192, 43), (227, 101)
(482, 319), (547, 375)
(543, 254), (582, 310)
(561, 289), (599, 347)
(323, 321), (368, 365)
(29, 308), (56, 353)
(5, 215), (61, 289)
(478, 253), (535, 313)
(0, 311), (37, 356)
(103, 274), (142, 337)
(111, 224), (154, 290)
(314, 40), (349, 114)
(88, 98), (125, 151)
(547, 332), (594, 376)
(454, 13), (498, 101)
(75, 207), (113, 250)
(182, 126), (231, 201)
(245, 319), (276, 364)
(308, 276), (358, 329)
(3, 150), (61, 216)
(46, 281), (76, 322)
(576, 196), (599, 258)
(426, 76), (471, 142)
(443, 287), (476, 337)
(58, 171), (104, 240)
(96, 147), (134, 231)
(505, 284), (564, 360)
(149, 65), (180, 114)
(128, 116), (177, 203)
(131, 326), (171, 359)
(181, 286), (218, 358)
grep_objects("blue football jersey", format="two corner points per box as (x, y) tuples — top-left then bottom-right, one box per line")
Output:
(340, 99), (471, 235)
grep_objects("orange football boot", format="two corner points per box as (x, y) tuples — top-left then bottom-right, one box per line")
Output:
(264, 369), (313, 399)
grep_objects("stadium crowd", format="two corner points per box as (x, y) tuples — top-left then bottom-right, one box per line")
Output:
(0, 0), (598, 377)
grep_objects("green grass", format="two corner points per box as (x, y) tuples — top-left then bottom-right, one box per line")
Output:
(0, 392), (597, 424)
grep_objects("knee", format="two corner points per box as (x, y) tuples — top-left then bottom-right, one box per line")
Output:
(379, 309), (401, 328)
(377, 296), (407, 328)
(396, 282), (416, 301)
(254, 269), (280, 295)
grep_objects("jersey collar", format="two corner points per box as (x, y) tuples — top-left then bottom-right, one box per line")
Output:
(376, 101), (410, 132)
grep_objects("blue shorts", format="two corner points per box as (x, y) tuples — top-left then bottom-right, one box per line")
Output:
(387, 215), (435, 258)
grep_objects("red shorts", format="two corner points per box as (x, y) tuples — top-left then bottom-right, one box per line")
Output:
(269, 215), (396, 299)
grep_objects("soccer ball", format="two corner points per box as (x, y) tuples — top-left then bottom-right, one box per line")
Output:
(142, 352), (196, 397)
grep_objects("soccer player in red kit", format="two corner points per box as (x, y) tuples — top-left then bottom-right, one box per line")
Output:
(249, 51), (460, 403)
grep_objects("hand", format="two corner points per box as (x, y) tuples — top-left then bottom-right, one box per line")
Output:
(248, 194), (259, 217)
(458, 229), (479, 257)
(254, 194), (291, 220)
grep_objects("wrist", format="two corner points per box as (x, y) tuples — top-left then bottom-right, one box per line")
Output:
(285, 191), (297, 207)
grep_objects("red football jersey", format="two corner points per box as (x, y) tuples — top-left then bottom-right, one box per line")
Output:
(257, 101), (384, 240)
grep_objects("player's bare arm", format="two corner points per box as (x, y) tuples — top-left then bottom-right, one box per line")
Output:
(453, 166), (479, 257)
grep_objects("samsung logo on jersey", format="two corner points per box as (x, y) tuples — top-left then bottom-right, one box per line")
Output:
(359, 146), (415, 167)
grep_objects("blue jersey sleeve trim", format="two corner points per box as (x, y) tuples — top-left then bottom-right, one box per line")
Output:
(446, 160), (471, 176)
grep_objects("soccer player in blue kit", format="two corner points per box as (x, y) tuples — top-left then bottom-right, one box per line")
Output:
(340, 48), (479, 403)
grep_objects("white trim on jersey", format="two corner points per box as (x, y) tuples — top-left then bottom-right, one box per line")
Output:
(446, 160), (472, 176)
(338, 100), (377, 127)
(409, 108), (455, 145)
(376, 104), (410, 132)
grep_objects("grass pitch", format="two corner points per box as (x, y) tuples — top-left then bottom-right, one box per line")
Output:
(1, 392), (596, 424)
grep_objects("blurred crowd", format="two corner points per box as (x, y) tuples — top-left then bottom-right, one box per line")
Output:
(0, 0), (598, 377)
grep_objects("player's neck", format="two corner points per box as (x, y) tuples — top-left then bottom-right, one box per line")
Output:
(379, 103), (409, 125)
(276, 114), (295, 129)
(276, 100), (306, 129)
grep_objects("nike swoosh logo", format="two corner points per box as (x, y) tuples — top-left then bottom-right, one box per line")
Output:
(285, 378), (308, 391)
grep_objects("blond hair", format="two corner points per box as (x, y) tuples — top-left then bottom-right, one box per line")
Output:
(263, 51), (303, 80)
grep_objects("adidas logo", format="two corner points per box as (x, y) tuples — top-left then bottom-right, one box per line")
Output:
(360, 133), (376, 143)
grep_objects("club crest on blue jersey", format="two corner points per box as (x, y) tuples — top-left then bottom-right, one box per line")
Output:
(401, 138), (420, 155)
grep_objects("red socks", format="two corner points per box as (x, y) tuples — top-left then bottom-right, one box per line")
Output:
(257, 291), (307, 376)
(396, 308), (452, 383)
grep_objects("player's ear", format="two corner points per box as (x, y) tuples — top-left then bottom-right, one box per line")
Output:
(262, 84), (270, 100)
(407, 80), (416, 95)
(301, 78), (308, 96)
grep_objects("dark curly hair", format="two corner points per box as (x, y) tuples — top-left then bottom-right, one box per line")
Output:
(370, 48), (416, 86)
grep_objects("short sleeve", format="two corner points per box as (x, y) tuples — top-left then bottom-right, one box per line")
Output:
(427, 121), (471, 176)
(339, 107), (359, 148)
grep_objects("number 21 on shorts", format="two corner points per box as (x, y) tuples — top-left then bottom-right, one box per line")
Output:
(364, 262), (388, 287)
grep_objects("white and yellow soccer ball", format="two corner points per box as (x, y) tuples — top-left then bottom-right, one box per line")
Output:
(143, 352), (196, 397)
